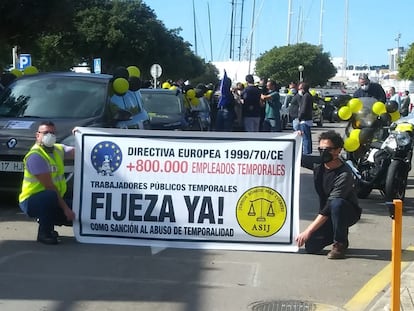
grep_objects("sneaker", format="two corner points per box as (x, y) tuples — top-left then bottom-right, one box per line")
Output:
(327, 242), (346, 259)
(37, 231), (59, 245)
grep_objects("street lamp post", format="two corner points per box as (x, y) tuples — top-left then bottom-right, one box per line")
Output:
(298, 65), (304, 82)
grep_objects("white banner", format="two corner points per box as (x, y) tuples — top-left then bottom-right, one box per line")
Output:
(73, 128), (302, 252)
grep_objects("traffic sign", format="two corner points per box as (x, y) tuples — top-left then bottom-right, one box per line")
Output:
(94, 58), (102, 74)
(150, 64), (162, 79)
(18, 54), (31, 70)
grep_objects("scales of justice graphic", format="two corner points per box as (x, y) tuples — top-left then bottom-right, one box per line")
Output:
(247, 198), (276, 221)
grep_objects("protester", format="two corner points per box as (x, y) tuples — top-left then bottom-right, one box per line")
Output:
(288, 82), (301, 131)
(388, 86), (402, 109)
(298, 82), (313, 154)
(19, 121), (76, 244)
(353, 73), (386, 103)
(232, 82), (245, 131)
(401, 90), (410, 116)
(241, 74), (262, 132)
(296, 130), (362, 259)
(261, 79), (282, 132)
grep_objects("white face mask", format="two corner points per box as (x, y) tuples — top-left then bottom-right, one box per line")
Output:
(298, 90), (304, 96)
(361, 84), (369, 91)
(42, 133), (56, 147)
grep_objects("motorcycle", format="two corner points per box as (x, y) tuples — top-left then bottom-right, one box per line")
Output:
(343, 97), (414, 201)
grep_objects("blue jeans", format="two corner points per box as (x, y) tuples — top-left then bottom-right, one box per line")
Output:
(299, 122), (312, 154)
(243, 117), (261, 132)
(305, 198), (361, 254)
(19, 190), (71, 234)
(263, 118), (282, 132)
(215, 109), (234, 131)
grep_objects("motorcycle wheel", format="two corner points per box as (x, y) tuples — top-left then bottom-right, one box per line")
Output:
(384, 160), (409, 201)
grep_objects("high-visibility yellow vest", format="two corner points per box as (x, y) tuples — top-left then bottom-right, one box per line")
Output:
(19, 144), (66, 202)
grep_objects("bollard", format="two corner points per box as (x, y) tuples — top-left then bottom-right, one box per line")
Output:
(387, 199), (403, 311)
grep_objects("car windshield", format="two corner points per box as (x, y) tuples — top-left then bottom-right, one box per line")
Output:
(141, 92), (183, 114)
(0, 76), (107, 118)
(110, 92), (143, 115)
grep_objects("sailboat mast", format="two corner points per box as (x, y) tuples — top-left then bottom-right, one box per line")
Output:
(286, 0), (292, 45)
(319, 0), (324, 46)
(238, 0), (245, 61)
(192, 0), (197, 55)
(343, 0), (349, 77)
(248, 0), (256, 74)
(229, 0), (235, 59)
(208, 2), (213, 62)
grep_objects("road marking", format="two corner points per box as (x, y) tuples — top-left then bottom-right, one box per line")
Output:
(343, 245), (414, 311)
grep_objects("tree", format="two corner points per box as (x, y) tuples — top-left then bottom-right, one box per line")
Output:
(255, 43), (337, 87)
(398, 43), (414, 80)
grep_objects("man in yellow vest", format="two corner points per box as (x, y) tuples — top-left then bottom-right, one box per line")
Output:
(19, 121), (76, 244)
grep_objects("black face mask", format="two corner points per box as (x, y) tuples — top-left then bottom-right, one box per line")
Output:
(319, 149), (334, 163)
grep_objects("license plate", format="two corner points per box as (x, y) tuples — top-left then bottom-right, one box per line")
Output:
(0, 161), (24, 172)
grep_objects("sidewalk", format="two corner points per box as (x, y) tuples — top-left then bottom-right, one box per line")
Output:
(367, 251), (414, 311)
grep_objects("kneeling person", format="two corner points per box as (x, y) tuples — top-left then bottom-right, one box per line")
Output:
(296, 130), (361, 259)
(19, 121), (76, 245)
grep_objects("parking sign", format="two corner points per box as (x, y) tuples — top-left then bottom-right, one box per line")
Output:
(18, 54), (31, 70)
(94, 58), (101, 74)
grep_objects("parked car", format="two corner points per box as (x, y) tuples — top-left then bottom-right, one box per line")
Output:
(140, 88), (190, 130)
(0, 71), (150, 196)
(282, 92), (323, 127)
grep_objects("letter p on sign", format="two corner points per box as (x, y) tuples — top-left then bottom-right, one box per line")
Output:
(18, 54), (31, 70)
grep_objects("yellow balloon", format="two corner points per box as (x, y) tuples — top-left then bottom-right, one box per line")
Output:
(206, 89), (213, 100)
(10, 68), (22, 78)
(390, 110), (401, 122)
(338, 106), (352, 120)
(349, 129), (361, 143)
(348, 98), (363, 113)
(372, 101), (386, 115)
(169, 85), (177, 90)
(186, 89), (196, 99)
(310, 89), (316, 96)
(344, 137), (360, 152)
(23, 66), (39, 75)
(162, 82), (171, 89)
(127, 66), (140, 78)
(190, 97), (199, 106)
(113, 78), (129, 95)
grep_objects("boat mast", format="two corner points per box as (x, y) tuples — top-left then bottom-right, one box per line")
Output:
(319, 0), (324, 46)
(342, 0), (349, 77)
(192, 0), (197, 55)
(286, 0), (292, 45)
(238, 0), (245, 61)
(208, 2), (213, 61)
(248, 0), (256, 74)
(229, 0), (235, 59)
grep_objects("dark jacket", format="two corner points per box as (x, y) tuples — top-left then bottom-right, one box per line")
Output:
(298, 92), (313, 121)
(353, 82), (387, 103)
(314, 162), (361, 217)
(242, 85), (262, 117)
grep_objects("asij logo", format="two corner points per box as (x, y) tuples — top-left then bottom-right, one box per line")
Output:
(90, 141), (122, 176)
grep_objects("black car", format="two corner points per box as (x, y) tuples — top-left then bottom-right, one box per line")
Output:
(0, 72), (150, 196)
(140, 88), (191, 130)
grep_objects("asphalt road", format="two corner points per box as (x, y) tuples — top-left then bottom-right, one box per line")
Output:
(1, 122), (414, 311)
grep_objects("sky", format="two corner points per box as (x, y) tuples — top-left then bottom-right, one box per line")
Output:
(143, 0), (414, 67)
